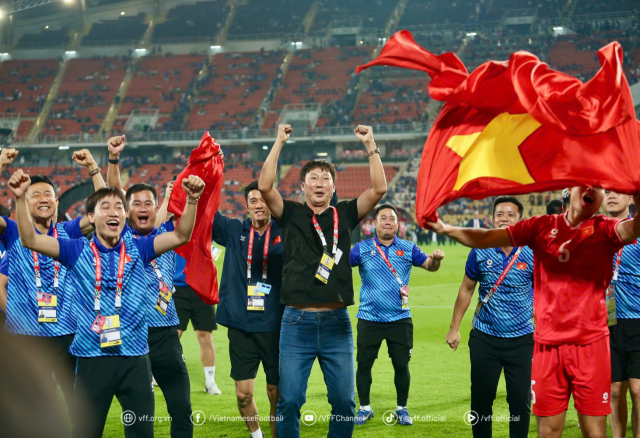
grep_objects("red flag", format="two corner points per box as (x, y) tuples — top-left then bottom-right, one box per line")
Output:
(356, 31), (640, 227)
(168, 132), (224, 304)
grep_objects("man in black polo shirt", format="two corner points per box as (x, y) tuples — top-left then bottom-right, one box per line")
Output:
(212, 180), (285, 438)
(259, 124), (387, 438)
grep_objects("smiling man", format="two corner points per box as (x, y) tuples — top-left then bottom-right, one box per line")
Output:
(446, 196), (534, 438)
(259, 124), (387, 438)
(429, 186), (640, 438)
(0, 147), (104, 427)
(10, 168), (204, 438)
(350, 204), (444, 427)
(601, 190), (640, 438)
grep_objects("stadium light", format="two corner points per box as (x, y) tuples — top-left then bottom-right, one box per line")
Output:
(317, 152), (328, 157)
(0, 53), (8, 56)
(58, 146), (70, 150)
(210, 45), (221, 49)
(0, 9), (5, 19)
(65, 51), (76, 55)
(135, 48), (146, 52)
(45, 25), (49, 29)
(291, 42), (302, 46)
(121, 11), (125, 15)
(553, 26), (563, 30)
(63, 0), (73, 3)
(466, 32), (477, 36)
(262, 146), (269, 150)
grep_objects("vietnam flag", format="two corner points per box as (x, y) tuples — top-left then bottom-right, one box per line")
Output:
(169, 132), (224, 305)
(356, 31), (640, 227)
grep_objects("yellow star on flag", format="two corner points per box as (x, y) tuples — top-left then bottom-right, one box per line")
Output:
(446, 113), (542, 190)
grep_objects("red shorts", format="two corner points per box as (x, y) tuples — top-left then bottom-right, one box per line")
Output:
(531, 336), (611, 417)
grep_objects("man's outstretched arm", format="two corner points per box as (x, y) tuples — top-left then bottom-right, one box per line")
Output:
(106, 135), (125, 190)
(0, 147), (19, 236)
(71, 149), (106, 235)
(353, 125), (387, 220)
(618, 203), (640, 243)
(428, 218), (512, 249)
(258, 124), (291, 220)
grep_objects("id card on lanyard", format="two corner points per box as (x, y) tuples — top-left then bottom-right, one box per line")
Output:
(133, 233), (173, 316)
(312, 206), (339, 284)
(472, 247), (522, 329)
(247, 224), (272, 311)
(606, 248), (623, 326)
(35, 228), (59, 323)
(373, 239), (409, 309)
(89, 242), (126, 348)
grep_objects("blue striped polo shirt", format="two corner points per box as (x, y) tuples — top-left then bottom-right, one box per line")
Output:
(612, 241), (640, 319)
(350, 236), (428, 322)
(465, 247), (534, 338)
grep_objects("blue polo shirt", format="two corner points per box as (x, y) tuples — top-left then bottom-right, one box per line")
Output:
(350, 236), (428, 322)
(465, 247), (534, 338)
(612, 241), (640, 319)
(212, 212), (285, 333)
(1, 216), (82, 336)
(57, 232), (157, 357)
(173, 255), (187, 287)
(127, 221), (179, 328)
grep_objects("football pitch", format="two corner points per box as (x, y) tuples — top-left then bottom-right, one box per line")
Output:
(102, 243), (617, 437)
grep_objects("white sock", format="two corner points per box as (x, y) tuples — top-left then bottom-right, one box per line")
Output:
(360, 405), (372, 411)
(250, 428), (262, 438)
(397, 406), (406, 411)
(204, 366), (215, 386)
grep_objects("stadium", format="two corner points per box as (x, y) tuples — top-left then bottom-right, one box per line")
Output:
(0, 0), (638, 437)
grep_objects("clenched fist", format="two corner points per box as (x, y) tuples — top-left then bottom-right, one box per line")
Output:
(107, 135), (125, 158)
(8, 169), (31, 199)
(276, 124), (292, 144)
(354, 125), (375, 150)
(430, 249), (445, 261)
(182, 175), (205, 200)
(72, 149), (98, 170)
(0, 148), (18, 170)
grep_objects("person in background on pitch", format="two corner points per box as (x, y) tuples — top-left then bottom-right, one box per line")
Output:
(259, 124), (387, 438)
(447, 196), (534, 438)
(431, 186), (640, 438)
(106, 134), (194, 437)
(546, 199), (564, 215)
(350, 203), (444, 426)
(11, 168), (205, 438)
(602, 190), (640, 438)
(212, 180), (285, 438)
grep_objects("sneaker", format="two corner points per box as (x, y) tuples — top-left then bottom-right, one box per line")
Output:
(204, 383), (222, 395)
(395, 408), (413, 426)
(355, 408), (374, 425)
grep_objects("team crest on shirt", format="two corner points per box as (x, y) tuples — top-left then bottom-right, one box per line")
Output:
(272, 236), (281, 245)
(581, 226), (594, 236)
(370, 249), (376, 256)
(486, 259), (493, 267)
(547, 228), (558, 239)
(240, 236), (246, 241)
(396, 250), (404, 256)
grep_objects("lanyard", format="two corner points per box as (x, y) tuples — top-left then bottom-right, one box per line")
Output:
(372, 239), (403, 289)
(310, 206), (338, 255)
(32, 227), (59, 292)
(247, 223), (271, 281)
(612, 248), (624, 283)
(482, 247), (522, 304)
(132, 234), (163, 281)
(90, 241), (127, 314)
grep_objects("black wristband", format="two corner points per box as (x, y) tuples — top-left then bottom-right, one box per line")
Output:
(108, 158), (119, 165)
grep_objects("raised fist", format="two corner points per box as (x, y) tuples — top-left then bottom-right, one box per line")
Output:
(354, 125), (374, 148)
(72, 149), (97, 169)
(0, 148), (18, 170)
(276, 124), (292, 144)
(107, 135), (125, 158)
(8, 169), (30, 198)
(182, 175), (205, 200)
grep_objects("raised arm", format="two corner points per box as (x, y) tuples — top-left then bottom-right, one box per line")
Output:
(106, 135), (125, 190)
(428, 218), (511, 249)
(618, 203), (640, 243)
(354, 125), (387, 220)
(71, 149), (107, 235)
(421, 249), (445, 272)
(258, 124), (291, 220)
(446, 274), (478, 351)
(0, 147), (19, 235)
(9, 170), (60, 259)
(155, 179), (174, 228)
(153, 175), (205, 256)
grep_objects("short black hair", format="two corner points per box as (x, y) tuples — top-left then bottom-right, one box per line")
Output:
(300, 159), (337, 184)
(374, 204), (398, 220)
(29, 175), (56, 195)
(86, 187), (128, 216)
(126, 183), (158, 205)
(244, 181), (259, 202)
(0, 204), (11, 217)
(492, 196), (524, 217)
(546, 199), (564, 215)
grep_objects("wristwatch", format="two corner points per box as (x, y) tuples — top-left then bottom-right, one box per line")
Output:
(367, 148), (380, 156)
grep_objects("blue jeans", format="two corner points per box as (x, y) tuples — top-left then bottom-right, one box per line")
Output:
(277, 306), (356, 438)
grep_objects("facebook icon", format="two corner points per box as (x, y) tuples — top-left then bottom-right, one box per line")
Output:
(191, 411), (206, 426)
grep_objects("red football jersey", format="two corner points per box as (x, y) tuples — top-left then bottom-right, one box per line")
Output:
(507, 214), (630, 345)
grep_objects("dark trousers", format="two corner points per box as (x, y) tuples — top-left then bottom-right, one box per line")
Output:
(469, 329), (533, 438)
(73, 355), (155, 438)
(148, 326), (193, 438)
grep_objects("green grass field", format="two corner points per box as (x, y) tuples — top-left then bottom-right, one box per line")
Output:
(101, 243), (624, 437)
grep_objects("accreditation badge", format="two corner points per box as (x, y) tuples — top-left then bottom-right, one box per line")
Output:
(400, 285), (409, 309)
(37, 292), (57, 323)
(100, 315), (122, 348)
(471, 301), (483, 329)
(606, 284), (617, 326)
(155, 281), (173, 315)
(247, 284), (265, 311)
(315, 252), (335, 284)
(255, 282), (271, 295)
(211, 245), (223, 262)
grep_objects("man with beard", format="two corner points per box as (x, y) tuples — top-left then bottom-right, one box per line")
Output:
(351, 203), (444, 426)
(446, 196), (534, 438)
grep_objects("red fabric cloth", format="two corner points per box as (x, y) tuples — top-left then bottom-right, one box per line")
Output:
(356, 30), (640, 227)
(168, 132), (224, 305)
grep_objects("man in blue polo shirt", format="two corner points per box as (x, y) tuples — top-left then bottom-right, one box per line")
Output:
(213, 180), (285, 438)
(10, 169), (205, 438)
(350, 203), (444, 426)
(446, 196), (534, 438)
(107, 135), (194, 437)
(0, 148), (104, 424)
(602, 190), (640, 438)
